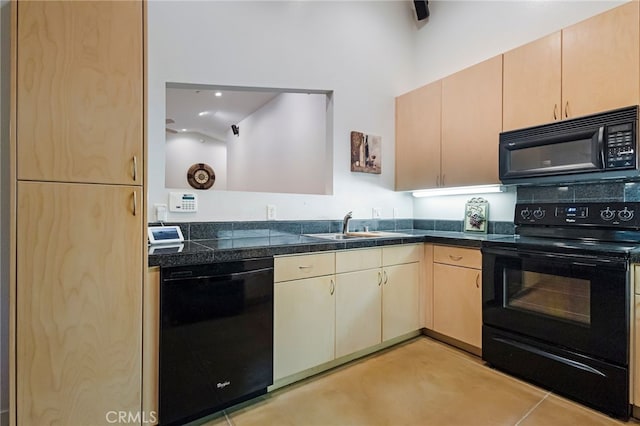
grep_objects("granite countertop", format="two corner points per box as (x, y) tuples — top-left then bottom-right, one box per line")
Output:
(148, 229), (515, 268)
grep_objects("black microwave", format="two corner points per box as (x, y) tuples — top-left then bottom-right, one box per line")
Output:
(499, 105), (638, 184)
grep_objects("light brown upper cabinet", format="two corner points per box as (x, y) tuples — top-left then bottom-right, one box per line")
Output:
(395, 80), (442, 191)
(395, 57), (501, 191)
(504, 2), (640, 131)
(17, 1), (143, 185)
(441, 55), (502, 188)
(503, 33), (562, 131)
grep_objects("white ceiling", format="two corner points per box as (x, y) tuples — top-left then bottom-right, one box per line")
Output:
(165, 85), (280, 141)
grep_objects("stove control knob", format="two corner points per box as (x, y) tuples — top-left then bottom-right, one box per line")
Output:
(533, 208), (545, 219)
(618, 207), (634, 221)
(600, 207), (616, 221)
(520, 208), (531, 219)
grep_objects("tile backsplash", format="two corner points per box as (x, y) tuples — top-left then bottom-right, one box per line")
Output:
(516, 181), (640, 203)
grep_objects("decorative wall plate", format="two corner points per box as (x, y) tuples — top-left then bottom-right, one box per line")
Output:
(187, 163), (215, 190)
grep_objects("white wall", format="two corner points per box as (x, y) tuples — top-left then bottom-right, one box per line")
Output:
(227, 92), (328, 194)
(148, 0), (418, 222)
(165, 133), (228, 190)
(0, 1), (9, 423)
(411, 0), (627, 221)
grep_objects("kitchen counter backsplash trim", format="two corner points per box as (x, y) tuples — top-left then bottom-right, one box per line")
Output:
(148, 219), (515, 268)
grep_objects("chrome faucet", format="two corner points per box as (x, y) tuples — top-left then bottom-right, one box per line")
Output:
(342, 211), (353, 234)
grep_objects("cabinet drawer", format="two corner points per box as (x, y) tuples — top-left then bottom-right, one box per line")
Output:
(433, 245), (481, 269)
(382, 244), (423, 266)
(336, 248), (381, 273)
(274, 252), (335, 282)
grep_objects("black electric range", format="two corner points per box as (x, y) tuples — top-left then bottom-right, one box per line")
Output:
(482, 201), (640, 419)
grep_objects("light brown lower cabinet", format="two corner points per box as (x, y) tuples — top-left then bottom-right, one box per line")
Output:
(16, 181), (143, 425)
(432, 245), (482, 349)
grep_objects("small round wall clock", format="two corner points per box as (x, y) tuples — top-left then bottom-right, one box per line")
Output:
(187, 163), (215, 190)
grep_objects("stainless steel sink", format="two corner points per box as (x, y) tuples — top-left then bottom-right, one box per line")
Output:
(305, 231), (413, 240)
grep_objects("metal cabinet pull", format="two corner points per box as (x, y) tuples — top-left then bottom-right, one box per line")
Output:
(378, 271), (383, 286)
(330, 279), (335, 295)
(132, 156), (138, 182)
(436, 175), (440, 187)
(298, 265), (313, 270)
(564, 101), (569, 118)
(383, 270), (388, 285)
(132, 191), (137, 216)
(442, 174), (445, 187)
(553, 104), (558, 120)
(449, 255), (463, 261)
(475, 273), (480, 288)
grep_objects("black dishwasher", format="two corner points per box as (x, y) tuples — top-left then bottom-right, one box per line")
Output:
(159, 258), (274, 426)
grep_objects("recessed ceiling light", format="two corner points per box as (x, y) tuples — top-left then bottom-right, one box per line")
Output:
(198, 111), (208, 116)
(181, 128), (187, 132)
(214, 92), (222, 97)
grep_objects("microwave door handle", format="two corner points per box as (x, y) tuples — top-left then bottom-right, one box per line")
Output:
(597, 126), (605, 169)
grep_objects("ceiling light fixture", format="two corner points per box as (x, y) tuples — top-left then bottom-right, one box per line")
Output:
(198, 111), (208, 116)
(214, 92), (222, 97)
(412, 184), (504, 198)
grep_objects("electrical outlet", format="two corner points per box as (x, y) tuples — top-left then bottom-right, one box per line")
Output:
(372, 207), (382, 219)
(267, 204), (276, 220)
(155, 204), (168, 222)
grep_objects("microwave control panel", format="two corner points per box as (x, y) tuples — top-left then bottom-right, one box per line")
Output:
(605, 122), (635, 169)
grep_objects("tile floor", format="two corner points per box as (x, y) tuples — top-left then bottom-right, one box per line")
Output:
(196, 337), (639, 426)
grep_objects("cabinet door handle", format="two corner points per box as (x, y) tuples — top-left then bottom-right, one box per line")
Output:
(436, 175), (440, 187)
(449, 255), (463, 261)
(330, 279), (335, 295)
(378, 271), (382, 286)
(553, 104), (558, 120)
(564, 101), (569, 118)
(475, 273), (480, 288)
(132, 191), (137, 216)
(383, 270), (388, 285)
(442, 174), (445, 187)
(132, 156), (138, 182)
(298, 265), (313, 270)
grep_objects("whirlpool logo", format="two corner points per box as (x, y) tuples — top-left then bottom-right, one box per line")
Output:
(217, 380), (231, 389)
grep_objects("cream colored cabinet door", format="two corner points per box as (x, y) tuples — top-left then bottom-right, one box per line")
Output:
(395, 80), (442, 190)
(423, 244), (434, 329)
(441, 55), (502, 187)
(503, 32), (562, 131)
(335, 269), (382, 358)
(274, 275), (336, 380)
(433, 263), (482, 348)
(16, 181), (143, 425)
(382, 263), (420, 341)
(562, 1), (639, 120)
(17, 1), (143, 185)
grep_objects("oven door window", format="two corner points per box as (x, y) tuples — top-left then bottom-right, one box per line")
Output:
(505, 269), (590, 325)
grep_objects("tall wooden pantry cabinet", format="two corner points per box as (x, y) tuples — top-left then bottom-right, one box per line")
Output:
(10, 1), (146, 425)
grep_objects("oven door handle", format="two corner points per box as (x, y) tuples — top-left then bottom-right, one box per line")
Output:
(493, 337), (607, 377)
(482, 247), (627, 268)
